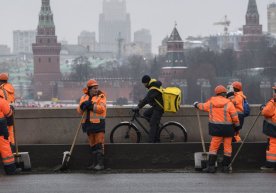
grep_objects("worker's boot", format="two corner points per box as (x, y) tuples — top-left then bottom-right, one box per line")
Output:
(94, 152), (104, 171)
(203, 154), (217, 173)
(4, 163), (21, 175)
(221, 155), (232, 173)
(260, 161), (275, 171)
(87, 152), (97, 170)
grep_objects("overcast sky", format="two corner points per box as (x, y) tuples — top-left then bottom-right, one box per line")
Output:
(0, 0), (274, 54)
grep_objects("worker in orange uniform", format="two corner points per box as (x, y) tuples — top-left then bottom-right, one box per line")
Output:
(227, 81), (248, 142)
(0, 91), (21, 175)
(194, 85), (240, 173)
(77, 79), (106, 171)
(0, 73), (16, 148)
(260, 86), (276, 170)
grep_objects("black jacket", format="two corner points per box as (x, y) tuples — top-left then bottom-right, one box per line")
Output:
(138, 80), (164, 112)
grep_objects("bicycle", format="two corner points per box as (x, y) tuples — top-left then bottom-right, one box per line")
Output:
(110, 109), (188, 143)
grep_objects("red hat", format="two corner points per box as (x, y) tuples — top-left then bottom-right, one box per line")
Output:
(232, 81), (242, 91)
(87, 79), (98, 87)
(0, 73), (8, 81)
(215, 85), (227, 95)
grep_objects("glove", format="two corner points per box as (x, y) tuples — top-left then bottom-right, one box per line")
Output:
(193, 101), (199, 109)
(226, 92), (234, 98)
(80, 101), (93, 111)
(132, 106), (140, 112)
(260, 104), (265, 111)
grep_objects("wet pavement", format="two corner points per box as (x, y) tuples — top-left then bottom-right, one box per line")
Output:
(0, 172), (276, 193)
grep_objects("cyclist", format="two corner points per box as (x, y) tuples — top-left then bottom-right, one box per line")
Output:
(133, 75), (164, 143)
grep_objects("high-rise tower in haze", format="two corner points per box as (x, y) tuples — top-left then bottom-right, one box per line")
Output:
(99, 0), (131, 54)
(268, 3), (276, 34)
(32, 0), (61, 100)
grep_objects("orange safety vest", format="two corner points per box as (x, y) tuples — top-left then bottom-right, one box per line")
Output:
(77, 92), (106, 124)
(0, 97), (13, 138)
(198, 96), (240, 137)
(262, 99), (276, 137)
(229, 91), (246, 114)
(0, 83), (15, 104)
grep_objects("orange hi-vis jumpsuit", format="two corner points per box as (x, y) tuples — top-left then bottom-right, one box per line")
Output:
(77, 90), (106, 153)
(229, 91), (247, 142)
(0, 96), (17, 174)
(197, 96), (240, 157)
(262, 99), (276, 167)
(0, 82), (15, 145)
(77, 88), (106, 170)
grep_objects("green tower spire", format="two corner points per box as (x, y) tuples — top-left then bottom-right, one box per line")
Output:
(38, 0), (55, 28)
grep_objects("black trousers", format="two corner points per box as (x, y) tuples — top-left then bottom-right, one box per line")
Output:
(143, 107), (163, 143)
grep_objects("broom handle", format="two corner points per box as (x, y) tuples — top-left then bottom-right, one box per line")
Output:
(12, 108), (19, 156)
(69, 112), (86, 154)
(196, 109), (206, 153)
(229, 111), (262, 168)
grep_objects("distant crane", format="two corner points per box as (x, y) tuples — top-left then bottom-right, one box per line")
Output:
(214, 15), (231, 50)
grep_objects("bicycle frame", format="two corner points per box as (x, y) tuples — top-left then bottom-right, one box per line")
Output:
(130, 111), (150, 135)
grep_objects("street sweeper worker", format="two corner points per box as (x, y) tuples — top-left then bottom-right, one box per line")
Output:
(260, 86), (276, 171)
(0, 72), (16, 147)
(193, 85), (240, 173)
(77, 79), (106, 171)
(0, 91), (21, 175)
(132, 75), (164, 143)
(227, 81), (248, 142)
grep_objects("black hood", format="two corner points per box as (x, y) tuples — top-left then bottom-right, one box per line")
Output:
(147, 80), (162, 89)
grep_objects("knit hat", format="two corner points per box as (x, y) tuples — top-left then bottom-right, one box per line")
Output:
(142, 75), (151, 84)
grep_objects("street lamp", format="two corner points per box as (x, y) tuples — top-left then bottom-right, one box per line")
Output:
(197, 79), (211, 102)
(260, 80), (271, 103)
(50, 81), (56, 100)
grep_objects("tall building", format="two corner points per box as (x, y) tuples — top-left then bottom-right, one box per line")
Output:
(240, 0), (263, 50)
(98, 0), (131, 54)
(78, 31), (97, 52)
(0, 45), (11, 55)
(32, 0), (61, 100)
(133, 29), (152, 57)
(13, 30), (36, 54)
(268, 3), (276, 34)
(158, 36), (169, 56)
(166, 24), (185, 67)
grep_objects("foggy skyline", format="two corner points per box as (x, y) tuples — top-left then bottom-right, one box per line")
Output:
(0, 0), (275, 54)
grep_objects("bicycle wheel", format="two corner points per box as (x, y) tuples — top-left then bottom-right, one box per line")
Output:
(110, 122), (141, 143)
(158, 121), (188, 143)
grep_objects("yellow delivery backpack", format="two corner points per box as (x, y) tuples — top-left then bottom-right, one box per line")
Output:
(150, 87), (182, 113)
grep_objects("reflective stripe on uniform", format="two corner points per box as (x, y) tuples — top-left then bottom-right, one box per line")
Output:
(266, 153), (276, 157)
(1, 88), (7, 100)
(2, 155), (14, 161)
(99, 102), (106, 107)
(224, 152), (231, 157)
(93, 103), (97, 113)
(230, 112), (238, 118)
(3, 160), (15, 165)
(224, 104), (228, 122)
(209, 103), (213, 120)
(265, 119), (276, 126)
(209, 121), (233, 125)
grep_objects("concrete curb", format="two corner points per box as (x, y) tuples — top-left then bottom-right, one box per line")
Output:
(14, 142), (267, 171)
